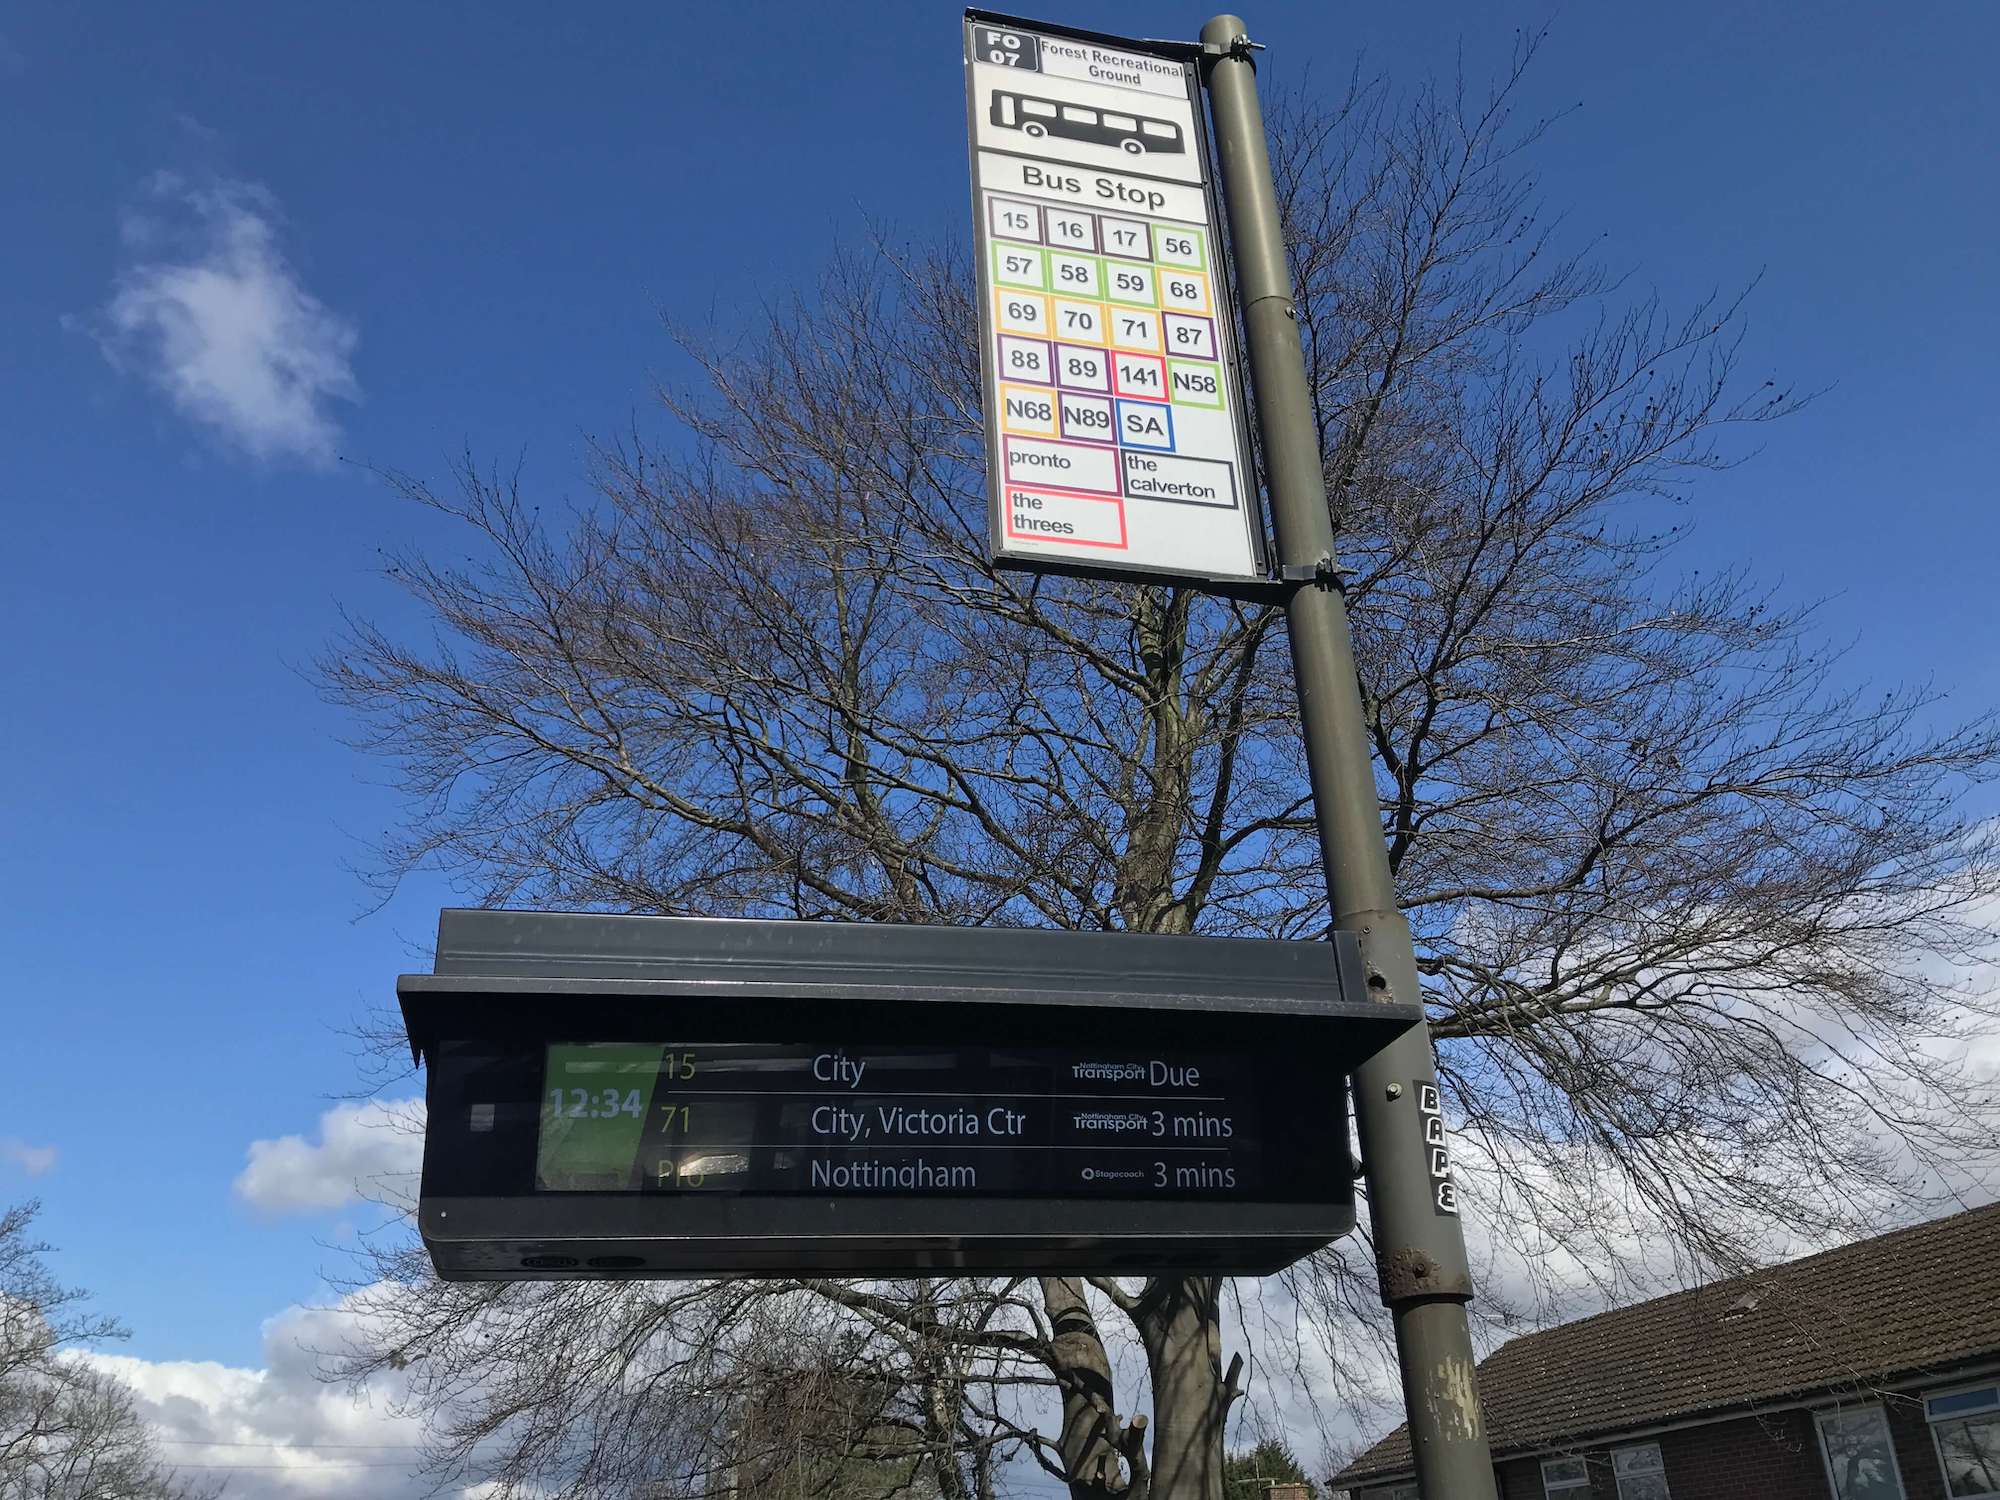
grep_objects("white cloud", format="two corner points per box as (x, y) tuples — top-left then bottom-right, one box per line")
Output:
(1, 1136), (58, 1176)
(89, 1290), (486, 1500)
(235, 1100), (423, 1216)
(95, 172), (358, 466)
(89, 1279), (1179, 1500)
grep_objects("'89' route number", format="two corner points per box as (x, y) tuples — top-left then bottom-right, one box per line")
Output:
(975, 27), (1043, 71)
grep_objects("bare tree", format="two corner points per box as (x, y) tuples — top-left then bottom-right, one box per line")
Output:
(320, 37), (2000, 1500)
(0, 1203), (208, 1500)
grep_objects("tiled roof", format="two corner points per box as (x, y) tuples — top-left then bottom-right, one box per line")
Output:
(1336, 1201), (2000, 1487)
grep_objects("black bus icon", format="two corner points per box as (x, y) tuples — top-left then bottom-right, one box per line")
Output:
(990, 90), (1185, 156)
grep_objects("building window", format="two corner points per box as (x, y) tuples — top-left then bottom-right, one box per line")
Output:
(1614, 1442), (1671, 1499)
(1370, 1486), (1417, 1500)
(1927, 1384), (2000, 1498)
(1542, 1455), (1591, 1498)
(1816, 1405), (1908, 1500)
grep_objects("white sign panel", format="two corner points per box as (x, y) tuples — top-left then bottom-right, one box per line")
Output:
(965, 13), (1267, 585)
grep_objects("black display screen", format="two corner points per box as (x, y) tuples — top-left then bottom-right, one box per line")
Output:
(534, 1041), (1309, 1199)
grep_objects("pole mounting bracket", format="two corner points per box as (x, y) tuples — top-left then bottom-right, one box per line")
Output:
(1201, 34), (1265, 59)
(1277, 555), (1353, 591)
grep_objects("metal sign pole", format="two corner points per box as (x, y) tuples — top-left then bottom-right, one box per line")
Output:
(1198, 15), (1499, 1499)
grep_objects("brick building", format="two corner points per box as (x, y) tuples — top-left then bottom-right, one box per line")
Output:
(1334, 1202), (2000, 1500)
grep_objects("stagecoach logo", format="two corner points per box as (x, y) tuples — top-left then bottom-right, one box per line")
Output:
(989, 89), (1186, 156)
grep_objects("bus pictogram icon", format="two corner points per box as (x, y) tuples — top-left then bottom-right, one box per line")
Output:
(989, 90), (1186, 156)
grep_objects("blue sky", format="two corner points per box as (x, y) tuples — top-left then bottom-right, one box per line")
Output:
(2, 0), (1997, 1492)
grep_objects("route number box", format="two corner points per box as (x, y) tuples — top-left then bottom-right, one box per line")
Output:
(966, 13), (1267, 584)
(398, 909), (1420, 1278)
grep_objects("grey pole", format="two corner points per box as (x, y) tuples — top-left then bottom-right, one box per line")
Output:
(1199, 16), (1498, 1499)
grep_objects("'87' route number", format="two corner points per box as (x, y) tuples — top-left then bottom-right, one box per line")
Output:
(976, 27), (1042, 71)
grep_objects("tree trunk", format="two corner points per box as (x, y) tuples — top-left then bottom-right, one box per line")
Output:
(914, 1280), (971, 1500)
(1041, 1276), (1141, 1500)
(1133, 1277), (1235, 1500)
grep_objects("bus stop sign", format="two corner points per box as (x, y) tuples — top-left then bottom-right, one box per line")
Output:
(965, 10), (1268, 586)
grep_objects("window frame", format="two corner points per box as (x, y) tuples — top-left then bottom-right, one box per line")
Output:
(1926, 1382), (2000, 1500)
(1541, 1454), (1592, 1499)
(1612, 1440), (1671, 1499)
(1815, 1402), (1909, 1500)
(1928, 1384), (2000, 1423)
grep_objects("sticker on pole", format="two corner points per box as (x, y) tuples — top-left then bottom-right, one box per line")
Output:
(1417, 1081), (1459, 1215)
(965, 12), (1267, 585)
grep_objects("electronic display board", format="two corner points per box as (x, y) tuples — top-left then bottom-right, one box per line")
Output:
(398, 910), (1421, 1279)
(532, 1041), (1288, 1199)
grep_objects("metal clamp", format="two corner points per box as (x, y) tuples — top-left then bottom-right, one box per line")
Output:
(1202, 34), (1266, 58)
(1277, 555), (1353, 591)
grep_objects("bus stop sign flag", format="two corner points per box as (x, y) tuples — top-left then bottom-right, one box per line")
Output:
(965, 11), (1269, 585)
